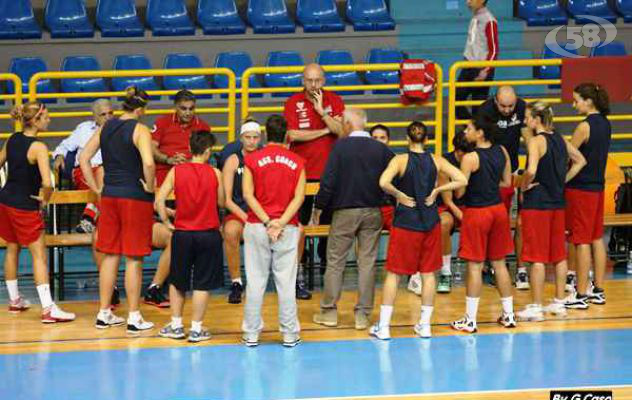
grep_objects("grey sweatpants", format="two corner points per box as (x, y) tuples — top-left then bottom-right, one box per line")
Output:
(242, 223), (300, 336)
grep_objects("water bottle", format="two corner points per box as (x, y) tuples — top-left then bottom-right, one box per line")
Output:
(627, 251), (632, 275)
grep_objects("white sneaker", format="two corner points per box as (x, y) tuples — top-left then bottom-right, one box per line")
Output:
(497, 312), (517, 328)
(126, 316), (154, 335)
(516, 304), (544, 322)
(41, 304), (76, 323)
(565, 274), (576, 292)
(413, 323), (432, 338)
(451, 316), (477, 333)
(8, 296), (31, 313)
(544, 300), (568, 317)
(407, 273), (422, 296)
(95, 311), (125, 329)
(369, 323), (391, 340)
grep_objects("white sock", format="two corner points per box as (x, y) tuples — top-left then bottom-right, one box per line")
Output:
(191, 320), (202, 332)
(517, 267), (527, 274)
(567, 271), (576, 276)
(232, 278), (243, 286)
(6, 279), (19, 301)
(128, 310), (141, 323)
(465, 296), (480, 322)
(378, 305), (393, 327)
(589, 270), (594, 280)
(148, 283), (159, 290)
(171, 317), (183, 329)
(36, 284), (53, 309)
(500, 296), (514, 314)
(419, 305), (433, 325)
(441, 255), (452, 276)
(98, 308), (111, 319)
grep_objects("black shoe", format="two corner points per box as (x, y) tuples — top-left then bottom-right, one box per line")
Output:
(296, 280), (312, 300)
(111, 287), (120, 307)
(228, 282), (243, 304)
(143, 285), (170, 308)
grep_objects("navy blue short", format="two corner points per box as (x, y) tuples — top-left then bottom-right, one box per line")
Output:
(169, 229), (223, 292)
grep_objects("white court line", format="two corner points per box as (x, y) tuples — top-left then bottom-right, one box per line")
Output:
(293, 384), (632, 400)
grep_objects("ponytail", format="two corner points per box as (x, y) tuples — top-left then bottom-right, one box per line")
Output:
(122, 86), (149, 112)
(574, 82), (610, 116)
(10, 102), (46, 127)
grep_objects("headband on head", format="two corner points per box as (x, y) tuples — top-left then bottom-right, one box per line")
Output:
(240, 121), (261, 136)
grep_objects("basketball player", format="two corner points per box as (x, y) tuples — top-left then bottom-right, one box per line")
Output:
(0, 102), (75, 322)
(451, 114), (516, 333)
(157, 130), (224, 342)
(80, 86), (155, 334)
(370, 121), (467, 339)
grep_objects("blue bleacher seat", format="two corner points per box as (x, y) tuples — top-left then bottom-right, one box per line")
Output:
(517, 0), (568, 26)
(111, 55), (161, 100)
(614, 0), (632, 22)
(264, 51), (304, 98)
(297, 0), (345, 32)
(346, 0), (395, 31)
(96, 0), (144, 37)
(45, 0), (94, 38)
(0, 0), (41, 39)
(146, 0), (195, 36)
(247, 0), (296, 34)
(214, 51), (262, 99)
(566, 0), (618, 24)
(8, 57), (56, 103)
(163, 53), (211, 99)
(590, 40), (628, 57)
(316, 50), (363, 95)
(537, 42), (579, 83)
(197, 0), (246, 35)
(61, 56), (108, 103)
(365, 48), (403, 94)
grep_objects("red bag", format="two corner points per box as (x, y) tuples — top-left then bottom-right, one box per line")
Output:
(400, 59), (436, 105)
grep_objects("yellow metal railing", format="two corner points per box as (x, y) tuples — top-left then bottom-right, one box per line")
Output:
(241, 64), (444, 155)
(0, 74), (24, 131)
(448, 59), (632, 166)
(10, 68), (237, 142)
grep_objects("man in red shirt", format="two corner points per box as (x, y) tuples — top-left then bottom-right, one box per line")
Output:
(241, 115), (306, 348)
(152, 90), (211, 186)
(284, 63), (345, 299)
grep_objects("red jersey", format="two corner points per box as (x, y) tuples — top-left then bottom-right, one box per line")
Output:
(245, 145), (305, 226)
(152, 114), (211, 186)
(173, 163), (220, 231)
(284, 90), (344, 180)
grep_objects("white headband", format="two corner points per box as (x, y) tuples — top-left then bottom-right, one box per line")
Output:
(240, 121), (262, 136)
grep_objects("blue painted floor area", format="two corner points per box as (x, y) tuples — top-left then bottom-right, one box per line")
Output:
(2, 329), (631, 400)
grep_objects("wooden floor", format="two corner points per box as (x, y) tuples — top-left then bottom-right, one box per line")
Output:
(2, 279), (631, 355)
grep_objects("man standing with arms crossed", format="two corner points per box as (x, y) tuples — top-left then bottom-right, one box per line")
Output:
(284, 63), (345, 300)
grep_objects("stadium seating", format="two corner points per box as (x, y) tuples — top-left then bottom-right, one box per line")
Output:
(8, 57), (56, 103)
(197, 0), (246, 35)
(297, 0), (345, 32)
(247, 0), (296, 34)
(264, 51), (304, 97)
(566, 0), (618, 24)
(213, 51), (263, 98)
(96, 0), (144, 38)
(61, 56), (108, 103)
(111, 55), (161, 100)
(316, 50), (363, 95)
(45, 0), (94, 38)
(614, 0), (632, 22)
(0, 0), (41, 39)
(537, 42), (579, 84)
(517, 0), (568, 26)
(590, 41), (628, 57)
(162, 53), (211, 99)
(346, 0), (395, 31)
(146, 0), (195, 36)
(365, 48), (403, 94)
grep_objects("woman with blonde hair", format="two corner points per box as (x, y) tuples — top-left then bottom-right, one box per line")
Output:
(0, 102), (75, 322)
